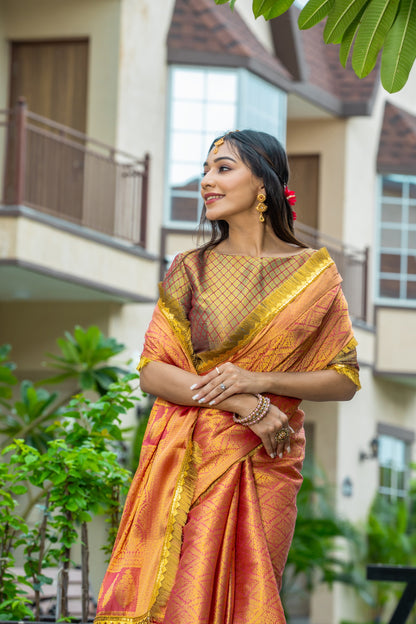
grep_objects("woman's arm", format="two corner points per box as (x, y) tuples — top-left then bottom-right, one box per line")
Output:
(189, 363), (357, 405)
(140, 361), (290, 458)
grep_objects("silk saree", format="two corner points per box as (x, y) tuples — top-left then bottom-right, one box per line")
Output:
(95, 247), (359, 624)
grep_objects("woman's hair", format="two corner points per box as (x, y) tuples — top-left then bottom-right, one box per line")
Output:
(197, 129), (306, 255)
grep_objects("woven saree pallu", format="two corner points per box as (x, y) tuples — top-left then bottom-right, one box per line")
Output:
(95, 248), (358, 624)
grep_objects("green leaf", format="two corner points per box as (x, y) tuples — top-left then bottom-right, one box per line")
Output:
(298, 0), (334, 29)
(339, 6), (366, 66)
(324, 0), (369, 43)
(264, 0), (296, 19)
(352, 0), (400, 77)
(214, 0), (231, 3)
(381, 0), (416, 92)
(252, 0), (277, 18)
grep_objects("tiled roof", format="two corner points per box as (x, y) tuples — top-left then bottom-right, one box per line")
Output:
(377, 101), (416, 175)
(167, 0), (292, 88)
(167, 0), (380, 116)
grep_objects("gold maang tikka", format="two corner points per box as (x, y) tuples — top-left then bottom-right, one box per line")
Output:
(213, 137), (224, 154)
(213, 130), (239, 153)
(256, 193), (267, 222)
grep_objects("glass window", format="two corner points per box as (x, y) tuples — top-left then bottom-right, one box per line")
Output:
(378, 434), (409, 501)
(377, 174), (416, 302)
(165, 66), (287, 227)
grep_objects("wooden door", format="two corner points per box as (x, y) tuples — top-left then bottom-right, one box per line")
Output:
(7, 40), (88, 219)
(288, 154), (319, 230)
(10, 40), (88, 131)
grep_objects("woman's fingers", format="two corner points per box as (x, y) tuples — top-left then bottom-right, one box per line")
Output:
(248, 406), (292, 459)
(190, 362), (259, 404)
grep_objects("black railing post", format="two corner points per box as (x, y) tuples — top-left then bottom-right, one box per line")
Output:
(362, 246), (369, 323)
(14, 97), (27, 205)
(139, 152), (150, 248)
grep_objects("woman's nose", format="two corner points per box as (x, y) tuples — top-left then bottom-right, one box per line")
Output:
(201, 172), (213, 188)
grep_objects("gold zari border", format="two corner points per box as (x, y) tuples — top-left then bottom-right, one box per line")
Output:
(94, 437), (197, 624)
(328, 364), (361, 389)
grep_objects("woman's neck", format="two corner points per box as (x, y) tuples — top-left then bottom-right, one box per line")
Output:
(217, 225), (298, 258)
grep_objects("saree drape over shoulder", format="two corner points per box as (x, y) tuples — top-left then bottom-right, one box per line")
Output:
(95, 248), (359, 624)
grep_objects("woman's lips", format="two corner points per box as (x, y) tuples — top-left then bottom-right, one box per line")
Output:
(204, 194), (224, 205)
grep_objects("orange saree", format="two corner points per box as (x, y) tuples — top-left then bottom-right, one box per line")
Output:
(94, 248), (359, 624)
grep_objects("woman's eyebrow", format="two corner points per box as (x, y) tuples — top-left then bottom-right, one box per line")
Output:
(203, 156), (238, 167)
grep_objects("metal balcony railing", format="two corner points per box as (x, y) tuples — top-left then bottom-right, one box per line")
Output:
(295, 221), (369, 323)
(0, 99), (150, 247)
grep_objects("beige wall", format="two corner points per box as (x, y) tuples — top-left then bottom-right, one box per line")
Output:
(2, 215), (159, 298)
(1, 0), (121, 146)
(231, 0), (275, 54)
(116, 0), (176, 255)
(0, 3), (7, 109)
(287, 119), (347, 239)
(376, 307), (416, 374)
(0, 301), (113, 373)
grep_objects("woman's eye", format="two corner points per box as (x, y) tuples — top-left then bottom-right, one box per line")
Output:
(219, 166), (230, 173)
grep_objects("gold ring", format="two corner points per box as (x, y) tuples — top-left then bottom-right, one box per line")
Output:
(216, 367), (221, 375)
(275, 427), (291, 443)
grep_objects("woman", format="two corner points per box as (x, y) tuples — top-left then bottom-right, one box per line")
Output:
(94, 130), (360, 624)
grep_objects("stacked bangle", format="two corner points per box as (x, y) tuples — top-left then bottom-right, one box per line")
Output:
(233, 394), (270, 426)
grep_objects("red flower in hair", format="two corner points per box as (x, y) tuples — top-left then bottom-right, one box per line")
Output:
(284, 187), (297, 220)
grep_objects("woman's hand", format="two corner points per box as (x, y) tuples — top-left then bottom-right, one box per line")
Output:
(246, 404), (292, 459)
(190, 362), (261, 405)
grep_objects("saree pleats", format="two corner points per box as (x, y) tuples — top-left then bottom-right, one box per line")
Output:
(95, 249), (357, 624)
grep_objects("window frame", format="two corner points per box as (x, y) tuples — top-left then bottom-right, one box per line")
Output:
(375, 173), (416, 306)
(164, 65), (287, 230)
(377, 423), (414, 501)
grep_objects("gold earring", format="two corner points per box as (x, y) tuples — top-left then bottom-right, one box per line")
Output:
(256, 193), (267, 222)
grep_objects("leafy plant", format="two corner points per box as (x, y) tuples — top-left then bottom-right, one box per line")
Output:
(43, 325), (126, 395)
(364, 493), (416, 621)
(0, 454), (34, 620)
(282, 462), (371, 617)
(0, 344), (17, 409)
(0, 332), (142, 621)
(214, 0), (416, 93)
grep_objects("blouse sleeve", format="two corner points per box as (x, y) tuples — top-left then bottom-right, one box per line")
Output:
(161, 253), (192, 317)
(325, 338), (361, 389)
(137, 253), (193, 372)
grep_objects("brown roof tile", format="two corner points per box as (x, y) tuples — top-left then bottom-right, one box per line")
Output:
(168, 1), (380, 116)
(167, 0), (292, 86)
(377, 101), (416, 175)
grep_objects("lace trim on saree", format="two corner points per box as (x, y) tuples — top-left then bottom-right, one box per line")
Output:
(137, 356), (152, 372)
(328, 364), (361, 389)
(325, 337), (361, 389)
(157, 284), (197, 370)
(94, 437), (197, 624)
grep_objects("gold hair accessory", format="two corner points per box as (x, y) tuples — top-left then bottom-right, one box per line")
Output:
(213, 130), (239, 153)
(256, 192), (267, 222)
(213, 137), (224, 154)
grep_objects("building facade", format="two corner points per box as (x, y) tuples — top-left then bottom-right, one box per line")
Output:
(1, 0), (416, 621)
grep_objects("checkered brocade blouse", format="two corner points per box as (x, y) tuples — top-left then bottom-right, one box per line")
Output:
(163, 248), (360, 388)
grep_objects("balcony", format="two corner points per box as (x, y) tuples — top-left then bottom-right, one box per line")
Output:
(0, 100), (157, 303)
(294, 222), (369, 324)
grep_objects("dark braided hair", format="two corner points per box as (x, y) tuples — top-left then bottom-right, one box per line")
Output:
(198, 129), (306, 255)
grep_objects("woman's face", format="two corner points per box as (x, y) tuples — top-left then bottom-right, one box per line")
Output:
(201, 141), (264, 223)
